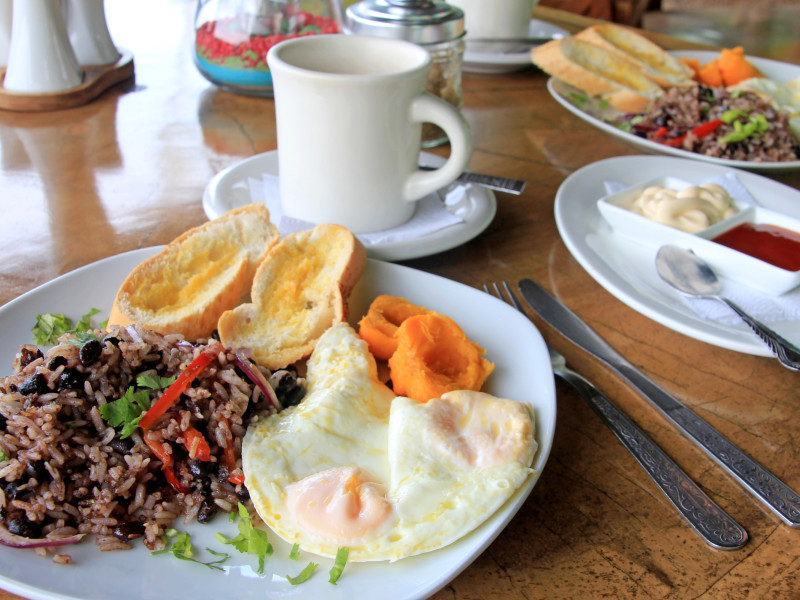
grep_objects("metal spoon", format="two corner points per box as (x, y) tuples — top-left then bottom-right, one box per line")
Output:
(655, 245), (800, 371)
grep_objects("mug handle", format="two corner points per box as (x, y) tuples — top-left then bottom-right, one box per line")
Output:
(404, 93), (473, 202)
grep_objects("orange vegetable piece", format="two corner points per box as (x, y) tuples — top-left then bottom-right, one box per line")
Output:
(679, 57), (701, 80)
(698, 58), (724, 87)
(358, 295), (431, 360)
(388, 313), (494, 403)
(718, 46), (763, 86)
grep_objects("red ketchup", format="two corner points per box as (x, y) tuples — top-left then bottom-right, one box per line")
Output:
(712, 223), (800, 272)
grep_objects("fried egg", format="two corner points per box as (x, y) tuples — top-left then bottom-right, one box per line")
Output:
(242, 322), (536, 562)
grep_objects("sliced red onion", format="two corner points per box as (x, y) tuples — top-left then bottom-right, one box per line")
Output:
(234, 351), (281, 411)
(124, 325), (143, 343)
(0, 524), (84, 549)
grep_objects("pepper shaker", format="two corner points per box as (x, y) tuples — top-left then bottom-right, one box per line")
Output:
(345, 0), (465, 148)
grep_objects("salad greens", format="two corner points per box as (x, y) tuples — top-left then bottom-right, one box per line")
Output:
(32, 308), (105, 346)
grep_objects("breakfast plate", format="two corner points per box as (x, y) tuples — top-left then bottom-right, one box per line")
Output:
(202, 150), (497, 262)
(547, 51), (800, 172)
(463, 18), (569, 74)
(0, 248), (556, 600)
(554, 155), (800, 356)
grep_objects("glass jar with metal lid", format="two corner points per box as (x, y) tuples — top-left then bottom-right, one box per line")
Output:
(345, 0), (465, 148)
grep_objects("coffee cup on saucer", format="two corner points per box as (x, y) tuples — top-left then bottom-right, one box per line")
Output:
(448, 0), (537, 40)
(267, 33), (473, 234)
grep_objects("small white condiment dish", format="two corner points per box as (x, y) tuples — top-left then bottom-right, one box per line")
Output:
(597, 175), (800, 295)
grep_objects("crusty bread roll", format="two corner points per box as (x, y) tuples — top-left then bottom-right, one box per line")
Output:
(574, 24), (694, 88)
(108, 203), (279, 341)
(532, 36), (664, 112)
(217, 223), (366, 370)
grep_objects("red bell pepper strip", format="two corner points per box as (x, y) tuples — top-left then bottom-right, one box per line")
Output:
(182, 422), (212, 461)
(138, 341), (223, 431)
(220, 416), (245, 485)
(660, 119), (724, 148)
(144, 434), (189, 494)
(163, 467), (190, 494)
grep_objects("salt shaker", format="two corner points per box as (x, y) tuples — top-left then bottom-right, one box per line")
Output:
(345, 0), (465, 148)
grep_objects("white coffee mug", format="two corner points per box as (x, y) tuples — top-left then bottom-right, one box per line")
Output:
(267, 34), (472, 234)
(449, 0), (536, 40)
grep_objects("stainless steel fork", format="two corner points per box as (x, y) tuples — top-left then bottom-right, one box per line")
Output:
(484, 281), (748, 550)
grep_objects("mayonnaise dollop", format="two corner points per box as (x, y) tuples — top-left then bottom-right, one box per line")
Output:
(629, 183), (737, 233)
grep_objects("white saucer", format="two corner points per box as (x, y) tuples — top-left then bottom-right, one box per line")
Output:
(462, 19), (568, 74)
(202, 150), (497, 262)
(554, 155), (800, 356)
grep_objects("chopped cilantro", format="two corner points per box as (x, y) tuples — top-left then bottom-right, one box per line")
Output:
(0, 450), (8, 462)
(66, 331), (104, 348)
(289, 543), (300, 560)
(328, 547), (349, 584)
(32, 308), (103, 345)
(216, 502), (272, 574)
(152, 530), (230, 571)
(137, 374), (176, 390)
(98, 386), (151, 438)
(287, 562), (318, 585)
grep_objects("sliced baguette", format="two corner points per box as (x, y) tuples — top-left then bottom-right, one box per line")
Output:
(217, 223), (366, 370)
(532, 37), (664, 112)
(575, 24), (694, 87)
(108, 203), (279, 341)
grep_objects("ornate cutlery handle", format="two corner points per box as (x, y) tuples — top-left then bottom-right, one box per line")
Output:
(722, 298), (800, 371)
(556, 367), (748, 550)
(616, 363), (800, 527)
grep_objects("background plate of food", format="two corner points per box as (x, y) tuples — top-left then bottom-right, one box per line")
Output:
(543, 39), (800, 171)
(0, 247), (556, 600)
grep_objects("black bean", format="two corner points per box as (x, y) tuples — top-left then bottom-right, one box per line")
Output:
(236, 486), (250, 501)
(108, 437), (134, 454)
(47, 355), (68, 371)
(58, 368), (86, 391)
(197, 498), (216, 524)
(78, 339), (102, 366)
(102, 336), (121, 347)
(2, 482), (20, 500)
(6, 517), (40, 538)
(18, 373), (49, 396)
(112, 520), (145, 541)
(216, 463), (230, 483)
(271, 370), (305, 407)
(25, 460), (48, 482)
(19, 347), (43, 369)
(188, 459), (219, 479)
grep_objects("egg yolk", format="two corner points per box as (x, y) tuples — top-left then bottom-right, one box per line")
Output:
(286, 466), (393, 544)
(428, 391), (533, 469)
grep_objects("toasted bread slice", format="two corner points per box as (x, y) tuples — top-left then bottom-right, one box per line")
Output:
(532, 37), (664, 112)
(108, 203), (279, 341)
(217, 224), (366, 370)
(575, 24), (694, 88)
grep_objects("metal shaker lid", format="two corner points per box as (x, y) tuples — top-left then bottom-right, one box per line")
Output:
(345, 0), (464, 44)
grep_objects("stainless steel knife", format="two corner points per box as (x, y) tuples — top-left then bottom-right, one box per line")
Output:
(518, 277), (800, 528)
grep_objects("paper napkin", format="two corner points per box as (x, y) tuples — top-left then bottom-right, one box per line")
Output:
(252, 173), (465, 247)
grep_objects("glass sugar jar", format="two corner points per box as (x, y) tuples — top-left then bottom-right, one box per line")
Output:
(193, 0), (344, 97)
(345, 0), (465, 148)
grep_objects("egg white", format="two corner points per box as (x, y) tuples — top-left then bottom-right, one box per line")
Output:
(242, 322), (536, 562)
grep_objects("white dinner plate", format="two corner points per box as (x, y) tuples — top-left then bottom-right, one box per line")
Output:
(554, 155), (800, 356)
(463, 18), (568, 74)
(547, 51), (800, 172)
(0, 248), (556, 600)
(202, 150), (497, 262)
